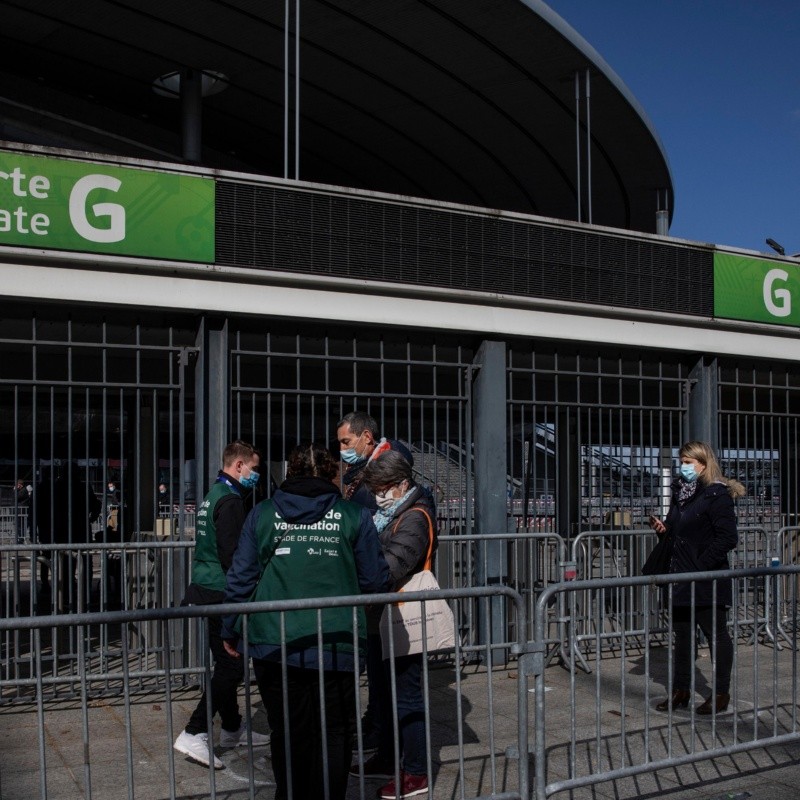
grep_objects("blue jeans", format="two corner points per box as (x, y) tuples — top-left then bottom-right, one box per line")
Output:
(376, 653), (427, 776)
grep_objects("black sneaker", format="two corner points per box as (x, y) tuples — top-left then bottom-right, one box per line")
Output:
(351, 725), (380, 755)
(349, 753), (394, 779)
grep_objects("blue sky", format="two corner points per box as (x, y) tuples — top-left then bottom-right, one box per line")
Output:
(546, 1), (800, 256)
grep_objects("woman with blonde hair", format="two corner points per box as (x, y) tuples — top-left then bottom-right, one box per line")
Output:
(649, 440), (745, 715)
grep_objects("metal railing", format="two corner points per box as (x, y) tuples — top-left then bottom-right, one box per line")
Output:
(437, 531), (567, 658)
(0, 585), (528, 800)
(530, 566), (800, 799)
(1, 541), (195, 700)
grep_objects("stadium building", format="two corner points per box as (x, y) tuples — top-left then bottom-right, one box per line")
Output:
(1, 0), (798, 558)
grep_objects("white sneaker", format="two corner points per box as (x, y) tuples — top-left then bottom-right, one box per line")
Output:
(173, 730), (224, 769)
(219, 722), (271, 748)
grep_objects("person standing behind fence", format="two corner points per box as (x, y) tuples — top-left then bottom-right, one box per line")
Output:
(350, 449), (436, 800)
(173, 440), (270, 769)
(649, 440), (745, 715)
(221, 442), (391, 800)
(14, 478), (32, 542)
(37, 465), (101, 612)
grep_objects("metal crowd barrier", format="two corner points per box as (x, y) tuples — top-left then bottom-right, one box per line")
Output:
(437, 531), (567, 662)
(530, 566), (800, 800)
(776, 526), (800, 639)
(567, 529), (662, 670)
(0, 506), (29, 544)
(565, 526), (792, 669)
(1, 540), (195, 700)
(0, 586), (529, 800)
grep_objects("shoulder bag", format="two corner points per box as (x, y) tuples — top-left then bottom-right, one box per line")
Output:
(641, 530), (673, 576)
(379, 507), (456, 659)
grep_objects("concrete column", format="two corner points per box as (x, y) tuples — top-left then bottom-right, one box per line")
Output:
(684, 357), (719, 449)
(556, 408), (580, 538)
(473, 340), (509, 663)
(195, 317), (229, 497)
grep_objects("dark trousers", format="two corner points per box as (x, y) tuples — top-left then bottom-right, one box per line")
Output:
(363, 632), (384, 731)
(376, 653), (427, 777)
(53, 551), (93, 613)
(254, 660), (356, 800)
(672, 605), (733, 695)
(186, 616), (244, 735)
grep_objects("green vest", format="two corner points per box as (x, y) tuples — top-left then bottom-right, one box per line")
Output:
(244, 498), (365, 652)
(191, 481), (238, 591)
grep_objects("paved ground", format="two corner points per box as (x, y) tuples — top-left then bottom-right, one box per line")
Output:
(1, 644), (799, 800)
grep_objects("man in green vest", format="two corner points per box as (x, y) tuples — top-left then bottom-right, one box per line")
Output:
(173, 440), (270, 769)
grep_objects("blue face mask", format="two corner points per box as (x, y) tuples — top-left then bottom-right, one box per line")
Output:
(341, 448), (367, 465)
(679, 463), (698, 483)
(239, 469), (260, 489)
(340, 431), (368, 465)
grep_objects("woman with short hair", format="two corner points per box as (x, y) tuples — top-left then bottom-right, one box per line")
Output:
(352, 449), (436, 800)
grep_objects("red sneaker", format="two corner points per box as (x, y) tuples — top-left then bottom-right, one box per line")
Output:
(377, 771), (429, 799)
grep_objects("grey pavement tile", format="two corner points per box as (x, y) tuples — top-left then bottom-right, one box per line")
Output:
(4, 647), (800, 800)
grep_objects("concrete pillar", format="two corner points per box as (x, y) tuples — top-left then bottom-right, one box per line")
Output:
(556, 408), (580, 538)
(684, 357), (719, 450)
(195, 317), (229, 497)
(473, 340), (509, 663)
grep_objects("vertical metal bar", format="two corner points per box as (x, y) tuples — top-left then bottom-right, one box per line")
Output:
(78, 620), (92, 800)
(35, 627), (48, 800)
(585, 67), (592, 224)
(574, 70), (582, 223)
(295, 0), (300, 180)
(284, 0), (289, 179)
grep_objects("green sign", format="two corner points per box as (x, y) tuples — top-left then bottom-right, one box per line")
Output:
(714, 252), (800, 326)
(0, 151), (214, 262)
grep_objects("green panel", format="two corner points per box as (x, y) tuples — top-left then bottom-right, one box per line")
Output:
(714, 252), (800, 326)
(0, 151), (214, 262)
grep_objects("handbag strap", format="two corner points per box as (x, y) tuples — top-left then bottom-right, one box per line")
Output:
(392, 505), (435, 572)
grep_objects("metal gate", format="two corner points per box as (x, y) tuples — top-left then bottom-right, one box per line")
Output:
(0, 305), (198, 688)
(228, 320), (475, 532)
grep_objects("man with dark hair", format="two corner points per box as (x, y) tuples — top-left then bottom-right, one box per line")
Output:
(173, 440), (270, 769)
(337, 411), (416, 758)
(336, 411), (413, 510)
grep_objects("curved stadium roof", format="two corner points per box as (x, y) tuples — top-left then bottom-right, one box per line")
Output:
(0, 0), (673, 233)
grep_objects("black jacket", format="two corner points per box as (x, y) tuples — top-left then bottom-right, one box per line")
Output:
(665, 479), (738, 606)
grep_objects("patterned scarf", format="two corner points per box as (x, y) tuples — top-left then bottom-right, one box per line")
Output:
(677, 477), (698, 507)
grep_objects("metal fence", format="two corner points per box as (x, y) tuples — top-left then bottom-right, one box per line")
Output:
(0, 586), (528, 800)
(564, 525), (784, 670)
(5, 564), (800, 799)
(530, 566), (800, 800)
(1, 541), (195, 701)
(437, 531), (567, 665)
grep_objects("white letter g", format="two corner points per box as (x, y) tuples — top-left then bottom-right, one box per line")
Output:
(763, 268), (791, 318)
(69, 174), (125, 243)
